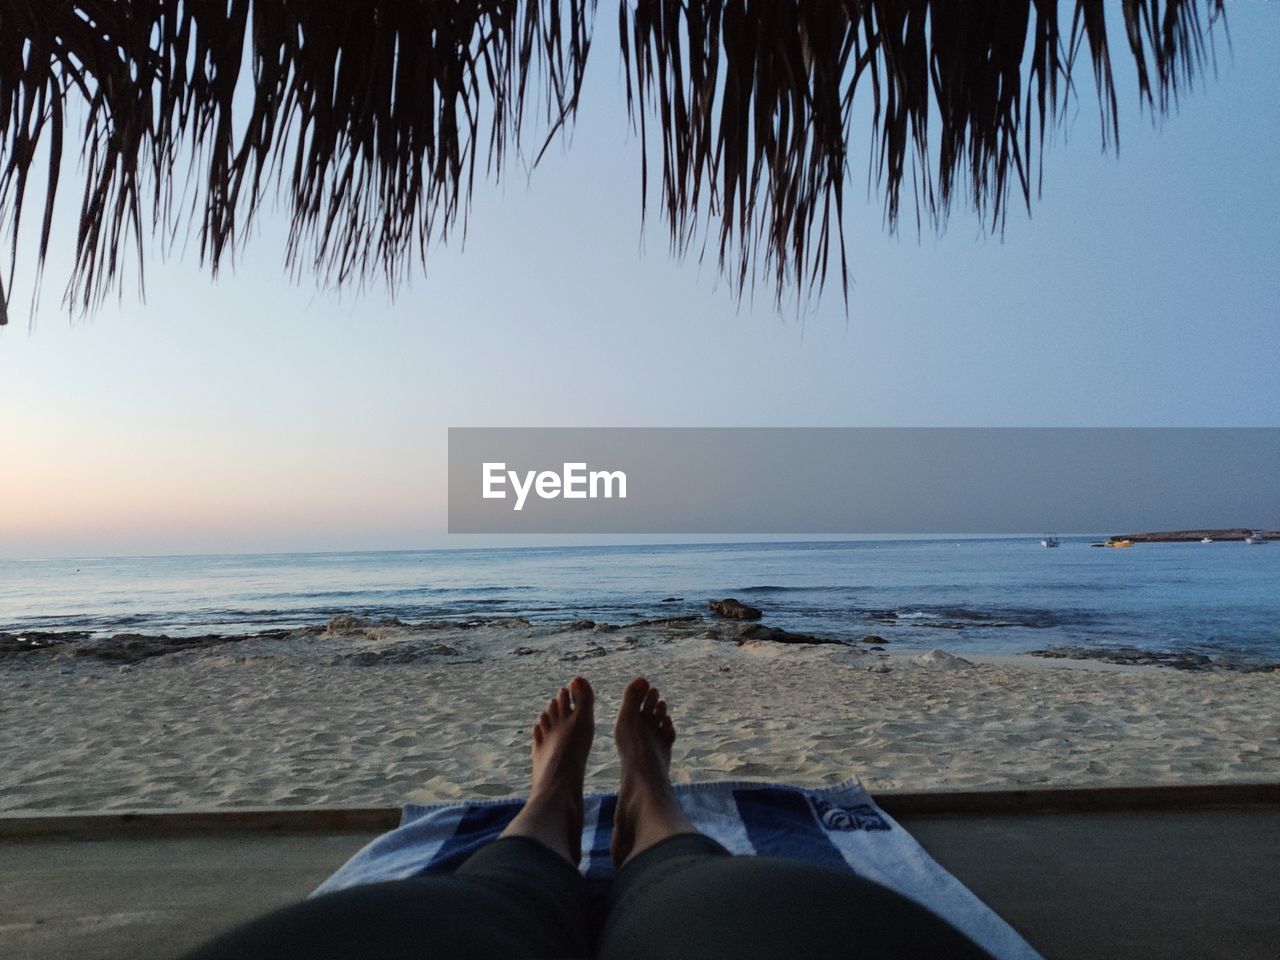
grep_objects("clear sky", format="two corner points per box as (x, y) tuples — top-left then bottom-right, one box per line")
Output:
(1, 5), (1277, 558)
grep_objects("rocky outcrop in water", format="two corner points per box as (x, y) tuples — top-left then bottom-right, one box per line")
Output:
(0, 631), (89, 657)
(709, 598), (763, 620)
(737, 624), (841, 645)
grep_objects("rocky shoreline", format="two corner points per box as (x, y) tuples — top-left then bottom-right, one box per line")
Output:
(1029, 645), (1279, 673)
(0, 612), (851, 669)
(5, 612), (1279, 674)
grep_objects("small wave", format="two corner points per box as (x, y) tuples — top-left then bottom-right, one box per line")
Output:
(735, 585), (857, 594)
(861, 606), (1075, 630)
(251, 585), (535, 601)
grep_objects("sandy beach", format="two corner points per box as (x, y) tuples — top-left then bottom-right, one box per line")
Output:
(2, 616), (1277, 812)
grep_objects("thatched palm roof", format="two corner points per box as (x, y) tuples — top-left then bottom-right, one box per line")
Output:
(0, 1), (1226, 324)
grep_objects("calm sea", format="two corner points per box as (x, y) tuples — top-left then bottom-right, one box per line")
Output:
(1, 539), (1277, 662)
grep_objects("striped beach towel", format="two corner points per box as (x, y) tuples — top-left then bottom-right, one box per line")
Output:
(315, 778), (1041, 960)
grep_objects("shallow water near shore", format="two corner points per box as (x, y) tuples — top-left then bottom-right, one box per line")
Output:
(3, 538), (1278, 663)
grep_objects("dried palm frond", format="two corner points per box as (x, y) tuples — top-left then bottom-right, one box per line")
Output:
(620, 0), (1226, 302)
(0, 1), (1225, 324)
(0, 0), (594, 324)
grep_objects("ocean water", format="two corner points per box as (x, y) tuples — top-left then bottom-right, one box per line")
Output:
(1, 538), (1277, 662)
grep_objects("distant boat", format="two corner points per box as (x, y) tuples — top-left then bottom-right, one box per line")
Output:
(1104, 539), (1134, 549)
(1244, 531), (1268, 545)
(1200, 536), (1214, 544)
(1040, 535), (1060, 548)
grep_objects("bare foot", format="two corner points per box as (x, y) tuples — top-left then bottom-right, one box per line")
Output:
(611, 677), (697, 867)
(500, 677), (595, 864)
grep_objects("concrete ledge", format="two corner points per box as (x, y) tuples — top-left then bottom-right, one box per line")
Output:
(876, 782), (1280, 817)
(3, 782), (1276, 839)
(0, 806), (400, 839)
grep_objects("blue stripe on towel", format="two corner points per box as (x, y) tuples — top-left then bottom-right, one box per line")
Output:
(420, 801), (523, 874)
(584, 794), (619, 911)
(586, 794), (617, 884)
(733, 787), (849, 871)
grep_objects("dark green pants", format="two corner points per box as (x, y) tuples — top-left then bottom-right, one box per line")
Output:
(182, 834), (994, 959)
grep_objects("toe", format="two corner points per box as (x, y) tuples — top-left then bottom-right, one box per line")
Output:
(642, 686), (660, 714)
(620, 677), (650, 714)
(557, 687), (572, 714)
(533, 724), (544, 746)
(658, 716), (676, 745)
(571, 677), (595, 717)
(655, 699), (668, 720)
(547, 698), (561, 722)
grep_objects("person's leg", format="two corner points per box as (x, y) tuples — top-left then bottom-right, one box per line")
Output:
(601, 842), (996, 960)
(608, 675), (699, 866)
(498, 675), (596, 865)
(597, 677), (994, 960)
(180, 853), (587, 960)
(181, 678), (597, 960)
